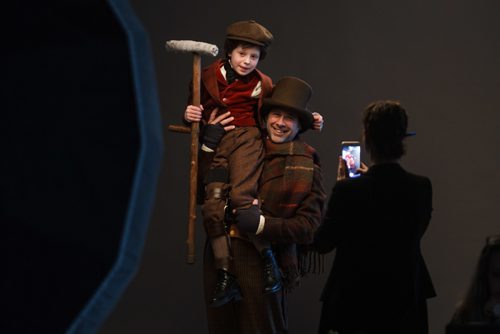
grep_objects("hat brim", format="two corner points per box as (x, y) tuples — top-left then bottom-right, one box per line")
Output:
(226, 35), (266, 47)
(262, 99), (314, 132)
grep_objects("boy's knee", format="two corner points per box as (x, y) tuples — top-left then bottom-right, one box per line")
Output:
(202, 167), (230, 237)
(202, 190), (228, 237)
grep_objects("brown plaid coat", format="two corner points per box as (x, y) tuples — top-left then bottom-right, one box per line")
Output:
(259, 138), (326, 289)
(203, 137), (325, 333)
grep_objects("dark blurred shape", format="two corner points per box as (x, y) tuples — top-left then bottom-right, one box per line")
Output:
(446, 322), (500, 334)
(2, 0), (162, 332)
(446, 235), (500, 333)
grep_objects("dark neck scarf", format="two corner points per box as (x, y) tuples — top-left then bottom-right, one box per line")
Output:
(223, 59), (244, 84)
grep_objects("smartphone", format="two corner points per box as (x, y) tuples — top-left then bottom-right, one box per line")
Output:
(341, 141), (361, 178)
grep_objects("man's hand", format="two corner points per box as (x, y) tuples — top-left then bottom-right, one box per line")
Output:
(207, 108), (235, 130)
(202, 109), (235, 150)
(233, 204), (261, 234)
(184, 104), (203, 122)
(312, 112), (324, 131)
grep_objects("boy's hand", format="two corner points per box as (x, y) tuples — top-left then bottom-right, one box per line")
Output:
(184, 104), (203, 122)
(312, 112), (324, 131)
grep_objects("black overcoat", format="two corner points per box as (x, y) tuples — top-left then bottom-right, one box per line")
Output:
(314, 163), (436, 334)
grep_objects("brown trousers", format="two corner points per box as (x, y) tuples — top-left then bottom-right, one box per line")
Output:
(202, 127), (264, 238)
(203, 238), (288, 334)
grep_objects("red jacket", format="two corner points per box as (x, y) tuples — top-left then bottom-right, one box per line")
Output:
(194, 59), (273, 127)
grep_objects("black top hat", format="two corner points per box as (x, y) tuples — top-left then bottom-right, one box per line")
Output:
(262, 76), (314, 132)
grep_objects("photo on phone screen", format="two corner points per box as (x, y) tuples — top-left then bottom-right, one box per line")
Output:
(341, 141), (361, 178)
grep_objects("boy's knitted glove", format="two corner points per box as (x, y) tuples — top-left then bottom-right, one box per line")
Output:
(234, 205), (261, 234)
(203, 123), (226, 150)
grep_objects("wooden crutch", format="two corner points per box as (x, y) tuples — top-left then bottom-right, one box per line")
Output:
(165, 40), (218, 264)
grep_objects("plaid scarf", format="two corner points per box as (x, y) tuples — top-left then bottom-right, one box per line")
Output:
(261, 138), (321, 290)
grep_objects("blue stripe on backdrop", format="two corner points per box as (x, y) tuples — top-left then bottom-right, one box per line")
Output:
(67, 0), (163, 332)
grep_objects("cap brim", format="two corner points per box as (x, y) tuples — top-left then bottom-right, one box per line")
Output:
(226, 35), (265, 47)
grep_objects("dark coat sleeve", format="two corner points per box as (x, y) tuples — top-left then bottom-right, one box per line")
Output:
(261, 163), (326, 244)
(417, 177), (433, 238)
(313, 180), (350, 254)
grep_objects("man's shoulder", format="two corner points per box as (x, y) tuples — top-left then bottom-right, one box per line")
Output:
(300, 140), (316, 154)
(292, 140), (321, 164)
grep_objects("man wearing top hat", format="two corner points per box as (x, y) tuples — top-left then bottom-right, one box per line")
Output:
(201, 76), (326, 333)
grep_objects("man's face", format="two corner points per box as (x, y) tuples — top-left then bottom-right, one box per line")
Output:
(228, 45), (260, 76)
(266, 109), (301, 144)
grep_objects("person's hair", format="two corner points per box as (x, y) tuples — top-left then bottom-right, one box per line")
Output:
(451, 235), (500, 324)
(363, 100), (408, 161)
(224, 38), (268, 60)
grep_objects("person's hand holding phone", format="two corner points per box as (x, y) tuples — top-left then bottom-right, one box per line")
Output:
(357, 162), (369, 175)
(337, 157), (369, 181)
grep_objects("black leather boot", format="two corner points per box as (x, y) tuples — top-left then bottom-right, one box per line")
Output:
(261, 248), (282, 294)
(209, 269), (242, 308)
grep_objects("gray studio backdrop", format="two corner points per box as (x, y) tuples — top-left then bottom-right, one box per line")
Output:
(101, 0), (500, 333)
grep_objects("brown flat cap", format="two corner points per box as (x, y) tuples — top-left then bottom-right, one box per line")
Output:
(226, 20), (273, 48)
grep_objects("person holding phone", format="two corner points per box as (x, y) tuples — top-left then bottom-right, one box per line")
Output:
(314, 100), (436, 334)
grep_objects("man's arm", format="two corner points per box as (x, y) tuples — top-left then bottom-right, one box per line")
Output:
(313, 180), (349, 254)
(259, 163), (326, 245)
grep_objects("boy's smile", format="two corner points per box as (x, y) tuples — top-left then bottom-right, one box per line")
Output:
(228, 45), (260, 77)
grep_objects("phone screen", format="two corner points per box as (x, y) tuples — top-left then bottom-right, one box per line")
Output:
(341, 141), (361, 178)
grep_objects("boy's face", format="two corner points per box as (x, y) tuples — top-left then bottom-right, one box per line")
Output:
(228, 45), (260, 76)
(266, 109), (301, 144)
